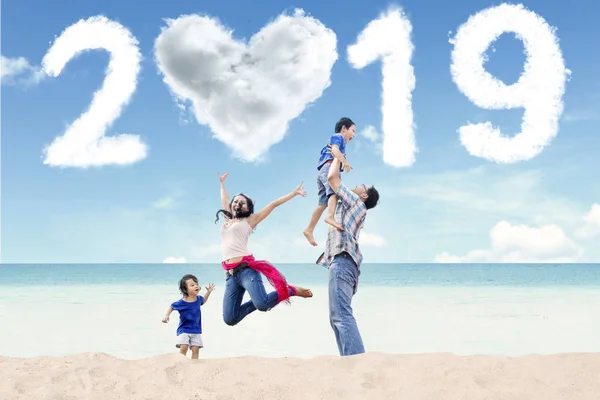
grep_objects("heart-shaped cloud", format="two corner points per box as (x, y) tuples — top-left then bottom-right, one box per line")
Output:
(154, 9), (338, 161)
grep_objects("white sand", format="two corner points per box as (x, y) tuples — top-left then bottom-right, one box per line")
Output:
(1, 352), (599, 399)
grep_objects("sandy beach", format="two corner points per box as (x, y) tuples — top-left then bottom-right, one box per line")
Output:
(1, 352), (599, 399)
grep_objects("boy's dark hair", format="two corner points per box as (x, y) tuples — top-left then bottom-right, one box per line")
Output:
(364, 186), (380, 210)
(334, 117), (355, 133)
(179, 274), (198, 296)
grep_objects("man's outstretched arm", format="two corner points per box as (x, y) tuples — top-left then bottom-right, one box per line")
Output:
(327, 154), (362, 211)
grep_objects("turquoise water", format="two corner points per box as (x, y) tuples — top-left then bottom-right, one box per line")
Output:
(1, 263), (599, 360)
(2, 263), (600, 286)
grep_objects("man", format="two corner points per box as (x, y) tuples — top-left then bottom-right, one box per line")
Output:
(322, 155), (380, 356)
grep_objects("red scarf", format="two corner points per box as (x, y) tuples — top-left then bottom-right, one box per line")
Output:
(222, 254), (294, 304)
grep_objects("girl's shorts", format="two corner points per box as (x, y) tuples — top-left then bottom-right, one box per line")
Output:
(175, 333), (203, 348)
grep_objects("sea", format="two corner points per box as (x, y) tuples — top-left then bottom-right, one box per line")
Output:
(1, 263), (599, 360)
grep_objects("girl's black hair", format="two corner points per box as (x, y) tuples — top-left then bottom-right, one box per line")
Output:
(179, 274), (198, 296)
(215, 193), (255, 223)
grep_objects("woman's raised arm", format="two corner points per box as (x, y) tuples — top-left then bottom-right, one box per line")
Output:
(219, 172), (230, 212)
(248, 182), (306, 228)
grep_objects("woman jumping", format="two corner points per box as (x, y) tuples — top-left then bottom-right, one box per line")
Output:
(216, 171), (313, 326)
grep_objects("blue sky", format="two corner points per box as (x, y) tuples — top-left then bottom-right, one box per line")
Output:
(1, 0), (599, 264)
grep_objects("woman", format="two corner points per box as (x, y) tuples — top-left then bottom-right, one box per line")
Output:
(216, 172), (313, 326)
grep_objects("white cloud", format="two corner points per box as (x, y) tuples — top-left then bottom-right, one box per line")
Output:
(154, 9), (338, 162)
(389, 166), (584, 230)
(583, 204), (600, 226)
(151, 189), (185, 209)
(563, 110), (599, 122)
(152, 196), (175, 209)
(433, 252), (463, 263)
(434, 220), (584, 263)
(449, 3), (569, 163)
(359, 232), (387, 247)
(575, 203), (600, 238)
(162, 256), (187, 263)
(1, 55), (45, 86)
(41, 16), (147, 168)
(355, 125), (383, 155)
(347, 6), (416, 167)
(359, 125), (380, 142)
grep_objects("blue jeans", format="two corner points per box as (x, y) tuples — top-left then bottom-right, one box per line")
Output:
(328, 252), (364, 356)
(222, 266), (294, 326)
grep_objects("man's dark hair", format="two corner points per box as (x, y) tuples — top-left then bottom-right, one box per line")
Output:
(334, 117), (355, 133)
(364, 186), (380, 210)
(179, 274), (198, 296)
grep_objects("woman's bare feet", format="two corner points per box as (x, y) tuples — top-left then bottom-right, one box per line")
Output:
(324, 216), (343, 231)
(293, 286), (313, 298)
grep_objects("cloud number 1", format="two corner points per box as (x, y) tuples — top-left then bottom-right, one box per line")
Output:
(449, 3), (569, 163)
(347, 7), (417, 168)
(41, 16), (147, 167)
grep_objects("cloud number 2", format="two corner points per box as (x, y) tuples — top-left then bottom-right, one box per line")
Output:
(41, 16), (147, 168)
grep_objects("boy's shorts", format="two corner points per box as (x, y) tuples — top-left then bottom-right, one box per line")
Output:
(175, 333), (203, 348)
(317, 162), (341, 206)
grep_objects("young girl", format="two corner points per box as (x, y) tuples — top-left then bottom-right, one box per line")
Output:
(162, 274), (215, 359)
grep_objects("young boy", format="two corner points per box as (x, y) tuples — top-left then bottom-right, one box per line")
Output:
(303, 117), (355, 247)
(162, 274), (215, 359)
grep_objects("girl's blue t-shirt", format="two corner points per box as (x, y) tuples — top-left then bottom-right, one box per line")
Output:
(171, 296), (204, 335)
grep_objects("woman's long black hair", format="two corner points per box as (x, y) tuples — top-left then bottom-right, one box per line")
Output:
(215, 193), (255, 223)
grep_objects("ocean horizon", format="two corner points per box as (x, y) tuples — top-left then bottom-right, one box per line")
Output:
(1, 263), (599, 360)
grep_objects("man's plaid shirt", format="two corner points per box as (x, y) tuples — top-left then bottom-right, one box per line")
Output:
(324, 183), (366, 268)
